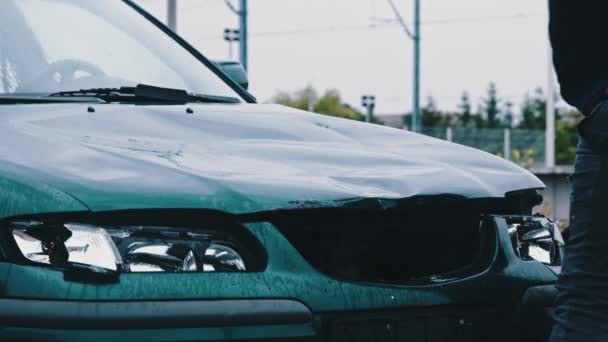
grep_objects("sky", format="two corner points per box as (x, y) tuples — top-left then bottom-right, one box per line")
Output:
(134, 0), (555, 115)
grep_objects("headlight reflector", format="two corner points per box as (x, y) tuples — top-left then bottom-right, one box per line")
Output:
(506, 216), (565, 266)
(9, 221), (254, 278)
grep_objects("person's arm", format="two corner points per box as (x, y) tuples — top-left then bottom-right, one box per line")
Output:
(549, 1), (608, 113)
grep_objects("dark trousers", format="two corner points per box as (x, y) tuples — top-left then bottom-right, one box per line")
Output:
(550, 105), (608, 340)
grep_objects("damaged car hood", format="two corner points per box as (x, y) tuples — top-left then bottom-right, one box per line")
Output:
(0, 103), (544, 216)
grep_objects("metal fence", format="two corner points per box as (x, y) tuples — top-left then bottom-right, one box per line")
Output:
(420, 127), (546, 166)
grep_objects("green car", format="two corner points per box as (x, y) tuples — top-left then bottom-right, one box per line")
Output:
(0, 1), (563, 341)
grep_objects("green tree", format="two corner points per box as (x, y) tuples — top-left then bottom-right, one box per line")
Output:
(315, 90), (365, 121)
(556, 110), (582, 164)
(474, 103), (486, 128)
(422, 96), (439, 127)
(272, 86), (316, 112)
(457, 91), (474, 127)
(502, 101), (514, 128)
(516, 87), (580, 164)
(480, 82), (501, 128)
(519, 87), (546, 129)
(273, 87), (364, 121)
(421, 96), (453, 127)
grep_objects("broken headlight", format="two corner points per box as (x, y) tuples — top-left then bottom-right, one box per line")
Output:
(506, 216), (565, 266)
(8, 221), (257, 281)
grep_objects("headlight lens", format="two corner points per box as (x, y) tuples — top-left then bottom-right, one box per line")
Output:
(13, 223), (121, 270)
(506, 216), (565, 266)
(10, 221), (251, 276)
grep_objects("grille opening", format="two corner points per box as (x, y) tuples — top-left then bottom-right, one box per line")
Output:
(271, 202), (496, 285)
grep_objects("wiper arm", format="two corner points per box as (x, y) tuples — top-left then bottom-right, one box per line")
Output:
(49, 84), (240, 104)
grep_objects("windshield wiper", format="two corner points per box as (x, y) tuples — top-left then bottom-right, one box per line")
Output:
(0, 94), (103, 105)
(49, 84), (240, 104)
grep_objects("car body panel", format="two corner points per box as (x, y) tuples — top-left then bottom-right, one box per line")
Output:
(0, 103), (543, 217)
(0, 161), (87, 218)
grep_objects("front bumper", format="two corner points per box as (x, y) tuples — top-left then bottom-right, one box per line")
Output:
(0, 211), (559, 341)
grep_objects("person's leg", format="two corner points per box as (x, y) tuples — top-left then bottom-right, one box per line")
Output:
(550, 103), (608, 341)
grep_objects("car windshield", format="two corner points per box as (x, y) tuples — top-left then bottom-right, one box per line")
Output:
(0, 0), (243, 101)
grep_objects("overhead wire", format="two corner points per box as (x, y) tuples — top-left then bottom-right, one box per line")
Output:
(197, 12), (544, 40)
(386, 0), (414, 39)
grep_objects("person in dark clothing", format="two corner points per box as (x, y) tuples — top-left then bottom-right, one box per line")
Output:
(549, 1), (608, 341)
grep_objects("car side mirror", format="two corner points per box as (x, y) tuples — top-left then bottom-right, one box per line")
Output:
(214, 61), (249, 90)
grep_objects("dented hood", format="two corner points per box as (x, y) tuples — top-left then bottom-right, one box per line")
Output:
(0, 103), (544, 215)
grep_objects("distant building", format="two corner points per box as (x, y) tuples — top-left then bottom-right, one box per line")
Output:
(530, 166), (573, 228)
(375, 114), (406, 129)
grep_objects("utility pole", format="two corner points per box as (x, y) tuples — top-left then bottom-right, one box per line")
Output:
(504, 128), (511, 161)
(239, 0), (248, 71)
(225, 0), (249, 70)
(545, 41), (556, 168)
(412, 0), (421, 132)
(307, 88), (316, 112)
(224, 28), (240, 60)
(386, 0), (421, 132)
(362, 95), (376, 123)
(167, 0), (177, 32)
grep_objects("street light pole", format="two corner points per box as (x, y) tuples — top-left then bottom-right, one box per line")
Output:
(307, 88), (316, 112)
(167, 0), (177, 32)
(224, 1), (248, 69)
(239, 0), (248, 71)
(545, 41), (556, 168)
(386, 0), (420, 132)
(362, 95), (376, 123)
(224, 28), (240, 60)
(412, 0), (421, 132)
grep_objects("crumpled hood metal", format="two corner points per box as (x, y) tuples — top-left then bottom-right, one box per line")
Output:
(0, 103), (544, 215)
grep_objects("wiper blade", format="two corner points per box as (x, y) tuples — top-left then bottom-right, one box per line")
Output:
(49, 84), (240, 104)
(188, 93), (241, 104)
(0, 94), (103, 104)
